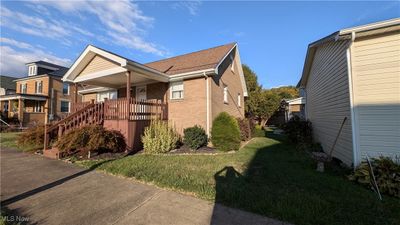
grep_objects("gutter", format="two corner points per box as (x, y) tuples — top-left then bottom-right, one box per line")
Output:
(203, 72), (211, 136)
(346, 31), (360, 168)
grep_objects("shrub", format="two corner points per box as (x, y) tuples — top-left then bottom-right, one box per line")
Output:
(17, 126), (44, 150)
(236, 118), (251, 141)
(211, 112), (241, 152)
(142, 120), (180, 154)
(349, 157), (400, 198)
(183, 125), (208, 150)
(282, 116), (312, 145)
(55, 125), (126, 155)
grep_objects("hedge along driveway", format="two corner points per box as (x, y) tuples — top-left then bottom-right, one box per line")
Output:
(77, 135), (400, 225)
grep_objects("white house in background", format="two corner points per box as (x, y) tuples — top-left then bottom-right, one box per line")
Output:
(298, 18), (400, 167)
(284, 97), (306, 122)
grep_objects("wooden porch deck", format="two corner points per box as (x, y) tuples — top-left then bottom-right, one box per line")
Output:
(44, 98), (168, 156)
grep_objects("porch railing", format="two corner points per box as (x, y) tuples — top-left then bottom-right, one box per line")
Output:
(104, 98), (167, 121)
(44, 100), (104, 149)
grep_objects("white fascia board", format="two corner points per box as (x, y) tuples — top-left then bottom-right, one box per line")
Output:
(215, 43), (237, 74)
(169, 69), (215, 81)
(235, 46), (248, 97)
(339, 18), (400, 35)
(74, 67), (127, 83)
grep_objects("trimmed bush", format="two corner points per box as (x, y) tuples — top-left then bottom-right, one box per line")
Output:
(236, 118), (251, 141)
(211, 112), (241, 152)
(282, 116), (312, 145)
(183, 125), (208, 150)
(55, 125), (126, 155)
(142, 119), (180, 154)
(17, 126), (44, 151)
(349, 157), (400, 198)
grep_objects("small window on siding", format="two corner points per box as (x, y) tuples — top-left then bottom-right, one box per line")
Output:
(35, 81), (43, 93)
(238, 93), (241, 107)
(61, 101), (70, 113)
(170, 81), (184, 100)
(224, 85), (228, 104)
(63, 83), (69, 95)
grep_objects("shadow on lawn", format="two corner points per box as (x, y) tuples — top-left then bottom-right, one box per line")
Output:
(210, 129), (292, 225)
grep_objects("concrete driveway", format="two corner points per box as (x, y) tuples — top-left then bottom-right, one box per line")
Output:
(1, 148), (290, 225)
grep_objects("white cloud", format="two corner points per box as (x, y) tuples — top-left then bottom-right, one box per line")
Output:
(0, 38), (71, 77)
(33, 0), (166, 56)
(172, 1), (202, 16)
(0, 0), (167, 56)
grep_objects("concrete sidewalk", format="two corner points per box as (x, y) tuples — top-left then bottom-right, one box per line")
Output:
(1, 148), (290, 225)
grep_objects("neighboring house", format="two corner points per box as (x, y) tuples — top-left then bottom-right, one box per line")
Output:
(0, 61), (78, 126)
(45, 42), (247, 153)
(298, 18), (400, 167)
(0, 75), (16, 95)
(284, 97), (306, 122)
(0, 75), (17, 118)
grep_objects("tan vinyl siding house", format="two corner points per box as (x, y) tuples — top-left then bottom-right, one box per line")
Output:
(299, 18), (400, 167)
(305, 40), (354, 165)
(351, 30), (400, 160)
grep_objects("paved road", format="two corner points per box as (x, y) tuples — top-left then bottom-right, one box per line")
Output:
(1, 148), (290, 225)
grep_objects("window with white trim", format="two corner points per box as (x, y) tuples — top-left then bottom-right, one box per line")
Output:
(238, 93), (241, 107)
(35, 81), (43, 93)
(170, 81), (184, 100)
(97, 91), (117, 102)
(20, 83), (27, 94)
(60, 101), (70, 113)
(63, 83), (69, 95)
(223, 85), (228, 103)
(28, 65), (37, 76)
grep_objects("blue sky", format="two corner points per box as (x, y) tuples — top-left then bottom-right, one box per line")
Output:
(1, 1), (399, 88)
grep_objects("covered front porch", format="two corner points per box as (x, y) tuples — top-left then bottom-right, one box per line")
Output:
(49, 45), (171, 152)
(0, 94), (47, 126)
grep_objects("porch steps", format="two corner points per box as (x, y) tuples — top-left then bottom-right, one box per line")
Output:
(43, 148), (61, 159)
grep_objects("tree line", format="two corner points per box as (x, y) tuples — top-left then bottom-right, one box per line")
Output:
(243, 64), (299, 125)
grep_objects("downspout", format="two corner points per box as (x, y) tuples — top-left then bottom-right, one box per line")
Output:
(204, 72), (210, 136)
(346, 31), (359, 168)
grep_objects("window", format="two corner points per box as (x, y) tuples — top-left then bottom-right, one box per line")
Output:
(35, 81), (43, 93)
(61, 101), (70, 113)
(28, 65), (37, 76)
(170, 81), (184, 100)
(63, 83), (69, 95)
(224, 85), (228, 103)
(238, 93), (241, 107)
(34, 101), (42, 112)
(97, 91), (117, 102)
(20, 83), (27, 93)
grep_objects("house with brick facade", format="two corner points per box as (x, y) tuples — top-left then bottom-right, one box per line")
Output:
(44, 43), (248, 154)
(0, 61), (78, 126)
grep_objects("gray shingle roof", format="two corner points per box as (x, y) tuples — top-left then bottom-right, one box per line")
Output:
(0, 75), (17, 90)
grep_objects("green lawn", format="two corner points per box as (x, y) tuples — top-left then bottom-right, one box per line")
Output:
(78, 132), (400, 225)
(0, 132), (38, 152)
(0, 132), (21, 150)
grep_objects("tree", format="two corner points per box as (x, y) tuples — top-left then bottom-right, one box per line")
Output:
(242, 64), (287, 125)
(271, 86), (299, 99)
(256, 90), (281, 125)
(242, 64), (261, 93)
